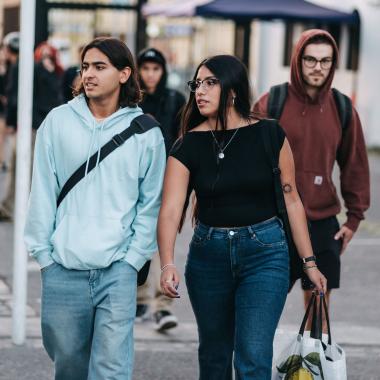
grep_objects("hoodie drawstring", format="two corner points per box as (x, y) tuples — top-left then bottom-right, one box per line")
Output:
(95, 122), (105, 170)
(84, 120), (97, 178)
(84, 120), (105, 180)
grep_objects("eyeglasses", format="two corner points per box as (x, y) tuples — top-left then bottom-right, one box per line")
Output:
(302, 55), (333, 70)
(187, 78), (220, 92)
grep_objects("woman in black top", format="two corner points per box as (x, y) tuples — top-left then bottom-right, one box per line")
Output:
(157, 55), (326, 380)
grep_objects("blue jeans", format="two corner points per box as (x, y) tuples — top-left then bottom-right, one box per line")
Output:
(185, 217), (289, 380)
(41, 260), (137, 380)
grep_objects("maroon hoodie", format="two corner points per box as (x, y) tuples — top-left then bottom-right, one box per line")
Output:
(254, 29), (370, 232)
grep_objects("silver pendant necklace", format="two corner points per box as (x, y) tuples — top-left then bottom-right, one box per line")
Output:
(209, 123), (241, 159)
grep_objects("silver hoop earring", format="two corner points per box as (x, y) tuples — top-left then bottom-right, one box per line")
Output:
(232, 96), (236, 106)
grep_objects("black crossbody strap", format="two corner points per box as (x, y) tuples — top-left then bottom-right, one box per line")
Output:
(57, 114), (160, 208)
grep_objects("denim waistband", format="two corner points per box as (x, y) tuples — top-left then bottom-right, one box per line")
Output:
(194, 216), (283, 239)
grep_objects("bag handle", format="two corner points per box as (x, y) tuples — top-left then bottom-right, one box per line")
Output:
(309, 293), (333, 346)
(322, 294), (333, 346)
(299, 292), (316, 336)
(310, 292), (322, 340)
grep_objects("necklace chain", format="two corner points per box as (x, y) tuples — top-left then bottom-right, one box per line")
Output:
(209, 120), (245, 159)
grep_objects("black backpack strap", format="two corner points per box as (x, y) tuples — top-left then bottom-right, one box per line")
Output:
(332, 88), (352, 132)
(267, 82), (288, 120)
(57, 114), (160, 208)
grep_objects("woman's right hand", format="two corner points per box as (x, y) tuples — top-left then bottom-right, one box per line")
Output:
(160, 266), (180, 298)
(305, 267), (327, 294)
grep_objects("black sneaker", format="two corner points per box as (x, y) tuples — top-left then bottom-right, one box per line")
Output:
(0, 208), (12, 222)
(153, 310), (178, 332)
(135, 304), (149, 322)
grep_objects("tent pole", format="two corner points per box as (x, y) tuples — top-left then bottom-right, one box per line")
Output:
(234, 21), (251, 67)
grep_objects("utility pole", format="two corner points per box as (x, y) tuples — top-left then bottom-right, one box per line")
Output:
(12, 0), (36, 345)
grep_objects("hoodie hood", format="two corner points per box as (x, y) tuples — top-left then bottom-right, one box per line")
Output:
(68, 94), (141, 129)
(290, 29), (339, 103)
(67, 94), (143, 177)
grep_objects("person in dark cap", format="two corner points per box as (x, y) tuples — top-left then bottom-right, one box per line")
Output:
(136, 47), (185, 331)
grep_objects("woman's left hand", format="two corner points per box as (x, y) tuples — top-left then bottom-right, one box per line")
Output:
(160, 266), (180, 298)
(305, 268), (327, 294)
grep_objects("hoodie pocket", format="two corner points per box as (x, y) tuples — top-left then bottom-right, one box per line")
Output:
(298, 171), (339, 211)
(50, 214), (126, 269)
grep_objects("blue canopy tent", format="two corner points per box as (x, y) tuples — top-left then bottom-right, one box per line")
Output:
(195, 0), (358, 23)
(195, 0), (359, 66)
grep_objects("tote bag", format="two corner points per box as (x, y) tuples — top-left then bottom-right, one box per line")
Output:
(273, 293), (347, 380)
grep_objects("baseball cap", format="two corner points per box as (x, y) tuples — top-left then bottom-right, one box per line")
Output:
(137, 48), (166, 68)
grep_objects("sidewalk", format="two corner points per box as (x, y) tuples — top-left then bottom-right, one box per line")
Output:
(1, 232), (380, 380)
(1, 154), (380, 379)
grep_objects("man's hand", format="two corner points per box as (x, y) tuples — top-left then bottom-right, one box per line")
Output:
(334, 225), (354, 255)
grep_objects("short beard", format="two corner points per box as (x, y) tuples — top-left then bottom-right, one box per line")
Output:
(302, 74), (327, 89)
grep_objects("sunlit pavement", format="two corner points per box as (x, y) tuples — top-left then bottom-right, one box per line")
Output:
(1, 154), (379, 379)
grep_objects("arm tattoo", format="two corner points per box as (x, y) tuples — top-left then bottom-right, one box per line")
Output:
(282, 183), (293, 193)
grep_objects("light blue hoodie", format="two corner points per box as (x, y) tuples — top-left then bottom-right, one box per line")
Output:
(24, 95), (166, 271)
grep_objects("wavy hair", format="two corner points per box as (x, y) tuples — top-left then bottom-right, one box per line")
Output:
(73, 37), (141, 107)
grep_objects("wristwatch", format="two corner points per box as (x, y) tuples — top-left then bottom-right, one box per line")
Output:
(302, 255), (316, 264)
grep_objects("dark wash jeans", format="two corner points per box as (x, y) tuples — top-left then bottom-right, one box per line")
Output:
(185, 217), (289, 380)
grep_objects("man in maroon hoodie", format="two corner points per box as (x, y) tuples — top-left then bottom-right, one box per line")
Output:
(254, 29), (370, 315)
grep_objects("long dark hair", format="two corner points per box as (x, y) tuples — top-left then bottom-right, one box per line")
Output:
(178, 54), (255, 231)
(180, 54), (253, 136)
(73, 37), (141, 107)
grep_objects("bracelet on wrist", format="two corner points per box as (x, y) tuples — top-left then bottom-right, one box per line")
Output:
(303, 264), (318, 271)
(161, 263), (176, 272)
(302, 255), (316, 264)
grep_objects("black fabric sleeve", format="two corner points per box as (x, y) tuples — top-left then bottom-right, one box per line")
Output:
(275, 122), (286, 150)
(169, 134), (194, 171)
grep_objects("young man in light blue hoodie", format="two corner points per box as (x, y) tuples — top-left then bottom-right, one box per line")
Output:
(24, 37), (166, 380)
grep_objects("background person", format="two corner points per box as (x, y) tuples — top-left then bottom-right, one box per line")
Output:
(254, 29), (370, 327)
(135, 47), (185, 331)
(33, 41), (64, 131)
(0, 32), (19, 221)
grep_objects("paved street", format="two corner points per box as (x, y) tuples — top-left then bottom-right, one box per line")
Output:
(0, 154), (379, 379)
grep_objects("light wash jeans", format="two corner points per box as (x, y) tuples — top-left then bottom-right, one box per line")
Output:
(185, 217), (289, 380)
(41, 260), (137, 380)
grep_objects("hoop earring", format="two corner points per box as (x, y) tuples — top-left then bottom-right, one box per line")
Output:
(232, 96), (236, 106)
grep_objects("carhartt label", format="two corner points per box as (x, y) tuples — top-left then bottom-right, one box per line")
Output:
(314, 176), (323, 185)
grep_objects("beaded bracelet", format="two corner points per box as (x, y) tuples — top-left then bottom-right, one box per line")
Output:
(161, 263), (176, 272)
(303, 264), (318, 271)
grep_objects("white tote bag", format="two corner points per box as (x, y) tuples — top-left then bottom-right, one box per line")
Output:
(273, 293), (347, 380)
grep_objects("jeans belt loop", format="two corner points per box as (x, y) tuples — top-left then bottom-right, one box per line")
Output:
(247, 225), (255, 239)
(276, 216), (284, 228)
(207, 227), (213, 240)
